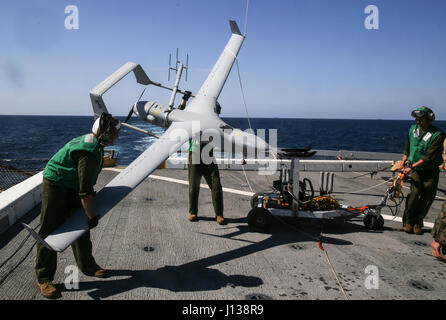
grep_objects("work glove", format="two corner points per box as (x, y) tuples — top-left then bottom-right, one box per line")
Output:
(88, 216), (99, 229)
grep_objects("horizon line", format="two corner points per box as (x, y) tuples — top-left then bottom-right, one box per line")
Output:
(0, 114), (440, 121)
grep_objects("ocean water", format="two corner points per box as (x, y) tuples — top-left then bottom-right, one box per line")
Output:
(1, 115), (445, 170)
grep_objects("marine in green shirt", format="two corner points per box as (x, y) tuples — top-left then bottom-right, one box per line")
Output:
(187, 137), (224, 225)
(185, 100), (225, 225)
(396, 106), (445, 235)
(35, 113), (120, 299)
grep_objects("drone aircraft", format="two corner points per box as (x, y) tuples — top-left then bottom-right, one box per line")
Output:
(23, 20), (270, 252)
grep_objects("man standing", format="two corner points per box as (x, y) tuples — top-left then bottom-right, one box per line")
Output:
(187, 103), (225, 225)
(35, 113), (120, 299)
(397, 106), (445, 235)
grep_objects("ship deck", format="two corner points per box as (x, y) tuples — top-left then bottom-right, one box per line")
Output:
(0, 168), (445, 300)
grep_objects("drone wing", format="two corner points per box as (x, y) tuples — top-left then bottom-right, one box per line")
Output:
(27, 121), (194, 252)
(188, 20), (244, 114)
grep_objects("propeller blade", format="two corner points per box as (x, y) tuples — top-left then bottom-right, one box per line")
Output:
(124, 107), (134, 124)
(125, 88), (146, 123)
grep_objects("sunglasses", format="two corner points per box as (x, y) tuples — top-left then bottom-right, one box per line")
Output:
(411, 110), (427, 118)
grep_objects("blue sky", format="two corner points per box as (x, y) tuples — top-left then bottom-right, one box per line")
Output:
(0, 0), (445, 119)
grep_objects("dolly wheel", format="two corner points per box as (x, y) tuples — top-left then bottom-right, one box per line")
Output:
(247, 207), (270, 231)
(363, 213), (384, 230)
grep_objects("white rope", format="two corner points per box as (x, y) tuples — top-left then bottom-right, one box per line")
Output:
(237, 0), (285, 197)
(321, 246), (350, 300)
(233, 21), (255, 192)
(244, 0), (250, 36)
(337, 178), (390, 195)
(241, 162), (254, 193)
(235, 61), (254, 193)
(235, 59), (253, 131)
(224, 47), (237, 59)
(273, 216), (349, 300)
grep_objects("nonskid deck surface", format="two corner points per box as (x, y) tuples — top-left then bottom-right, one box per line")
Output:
(0, 169), (445, 300)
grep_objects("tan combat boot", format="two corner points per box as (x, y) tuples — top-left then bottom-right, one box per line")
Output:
(83, 267), (108, 278)
(188, 213), (198, 222)
(403, 224), (413, 234)
(217, 216), (226, 225)
(413, 224), (423, 235)
(37, 281), (60, 299)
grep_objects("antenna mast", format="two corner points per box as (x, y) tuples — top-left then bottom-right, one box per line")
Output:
(168, 48), (189, 81)
(167, 48), (189, 109)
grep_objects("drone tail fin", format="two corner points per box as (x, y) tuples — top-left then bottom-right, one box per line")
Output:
(90, 62), (151, 118)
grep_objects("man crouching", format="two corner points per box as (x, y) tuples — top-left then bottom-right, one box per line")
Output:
(35, 113), (120, 299)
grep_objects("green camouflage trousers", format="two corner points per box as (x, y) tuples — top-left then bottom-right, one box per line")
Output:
(188, 152), (223, 217)
(35, 178), (100, 283)
(432, 200), (446, 247)
(403, 169), (439, 227)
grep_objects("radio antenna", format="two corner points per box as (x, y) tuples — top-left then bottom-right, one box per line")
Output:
(168, 48), (189, 82)
(167, 48), (190, 108)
